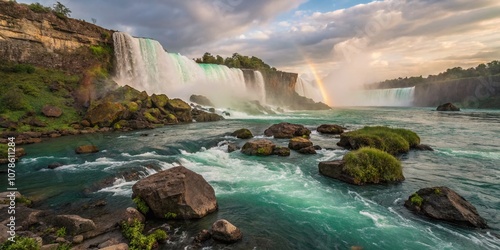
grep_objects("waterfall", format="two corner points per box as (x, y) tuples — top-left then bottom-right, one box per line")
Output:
(295, 76), (324, 102)
(113, 32), (266, 105)
(359, 87), (415, 106)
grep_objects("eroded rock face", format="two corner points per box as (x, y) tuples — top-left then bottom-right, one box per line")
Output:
(191, 109), (224, 122)
(264, 122), (311, 139)
(437, 103), (460, 111)
(404, 186), (488, 228)
(132, 166), (218, 219)
(317, 124), (344, 134)
(241, 139), (276, 156)
(211, 219), (242, 243)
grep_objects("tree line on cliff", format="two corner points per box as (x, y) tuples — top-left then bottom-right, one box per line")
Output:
(194, 52), (277, 72)
(372, 60), (500, 89)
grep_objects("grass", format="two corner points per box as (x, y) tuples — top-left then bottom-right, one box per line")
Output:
(0, 236), (40, 250)
(133, 196), (150, 215)
(121, 219), (167, 250)
(343, 147), (404, 184)
(339, 126), (420, 155)
(55, 227), (66, 237)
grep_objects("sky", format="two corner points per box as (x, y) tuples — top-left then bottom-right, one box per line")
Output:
(17, 0), (500, 84)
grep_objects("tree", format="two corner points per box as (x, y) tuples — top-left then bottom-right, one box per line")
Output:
(91, 18), (97, 24)
(53, 1), (71, 18)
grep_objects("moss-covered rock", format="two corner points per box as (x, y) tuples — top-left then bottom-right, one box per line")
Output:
(288, 137), (313, 150)
(337, 126), (420, 155)
(241, 139), (276, 156)
(124, 102), (140, 113)
(166, 98), (192, 122)
(85, 101), (126, 127)
(151, 94), (169, 108)
(231, 128), (253, 139)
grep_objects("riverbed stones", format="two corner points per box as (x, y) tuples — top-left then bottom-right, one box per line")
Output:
(264, 122), (311, 138)
(132, 166), (218, 219)
(404, 186), (488, 228)
(53, 215), (97, 235)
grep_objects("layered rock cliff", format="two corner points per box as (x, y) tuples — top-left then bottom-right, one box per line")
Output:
(0, 1), (113, 73)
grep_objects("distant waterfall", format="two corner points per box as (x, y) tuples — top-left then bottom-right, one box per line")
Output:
(295, 76), (323, 102)
(360, 87), (415, 106)
(113, 32), (265, 104)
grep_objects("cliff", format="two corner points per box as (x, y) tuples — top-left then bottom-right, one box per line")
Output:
(0, 1), (113, 73)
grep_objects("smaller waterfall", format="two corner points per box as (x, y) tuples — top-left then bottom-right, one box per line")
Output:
(295, 76), (324, 102)
(359, 87), (415, 106)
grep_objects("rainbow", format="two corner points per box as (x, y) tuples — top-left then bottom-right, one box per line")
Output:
(303, 58), (331, 105)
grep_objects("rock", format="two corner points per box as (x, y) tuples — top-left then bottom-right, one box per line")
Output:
(288, 137), (313, 150)
(404, 187), (488, 228)
(298, 146), (317, 154)
(55, 237), (66, 243)
(241, 139), (276, 156)
(190, 94), (214, 106)
(211, 219), (242, 243)
(73, 235), (84, 244)
(272, 146), (290, 157)
(75, 145), (99, 154)
(121, 207), (145, 225)
(41, 105), (63, 118)
(313, 145), (322, 150)
(80, 120), (91, 127)
(437, 102), (460, 111)
(132, 166), (218, 219)
(191, 109), (224, 122)
(48, 162), (64, 169)
(231, 128), (253, 139)
(41, 244), (60, 250)
(317, 124), (344, 134)
(209, 108), (215, 113)
(27, 117), (47, 127)
(53, 214), (97, 234)
(318, 160), (356, 184)
(166, 98), (192, 122)
(99, 243), (129, 250)
(194, 229), (212, 243)
(264, 122), (311, 138)
(414, 144), (434, 151)
(227, 143), (239, 153)
(151, 94), (169, 108)
(85, 101), (126, 127)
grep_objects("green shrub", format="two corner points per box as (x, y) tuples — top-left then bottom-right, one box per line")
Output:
(28, 3), (51, 13)
(410, 193), (424, 207)
(0, 88), (32, 112)
(0, 236), (40, 250)
(132, 196), (150, 214)
(121, 219), (167, 250)
(55, 227), (66, 237)
(343, 147), (404, 184)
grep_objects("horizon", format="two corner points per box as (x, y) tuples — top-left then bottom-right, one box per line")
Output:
(16, 0), (500, 85)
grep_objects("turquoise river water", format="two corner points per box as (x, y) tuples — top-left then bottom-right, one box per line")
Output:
(2, 107), (499, 249)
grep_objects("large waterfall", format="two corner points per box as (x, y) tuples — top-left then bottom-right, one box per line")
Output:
(358, 87), (415, 106)
(113, 32), (266, 105)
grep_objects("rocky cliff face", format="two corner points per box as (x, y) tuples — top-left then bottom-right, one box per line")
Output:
(0, 1), (113, 72)
(261, 70), (298, 105)
(414, 75), (500, 107)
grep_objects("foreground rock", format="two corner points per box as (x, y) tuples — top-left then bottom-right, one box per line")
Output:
(75, 145), (99, 154)
(319, 148), (404, 185)
(211, 219), (243, 243)
(404, 187), (487, 228)
(231, 128), (253, 139)
(317, 124), (344, 134)
(437, 102), (460, 111)
(264, 122), (311, 138)
(132, 166), (218, 219)
(241, 139), (276, 156)
(190, 94), (214, 106)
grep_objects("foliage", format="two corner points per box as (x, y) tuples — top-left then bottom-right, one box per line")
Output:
(53, 1), (71, 18)
(195, 52), (276, 71)
(410, 193), (424, 207)
(0, 144), (7, 158)
(341, 126), (420, 155)
(164, 212), (177, 219)
(28, 3), (51, 13)
(0, 63), (36, 74)
(55, 227), (66, 237)
(15, 195), (32, 207)
(133, 196), (150, 214)
(434, 188), (442, 195)
(343, 147), (403, 184)
(0, 88), (32, 112)
(56, 244), (70, 250)
(0, 236), (40, 250)
(121, 219), (167, 250)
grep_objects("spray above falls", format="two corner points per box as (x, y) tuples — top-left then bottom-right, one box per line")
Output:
(113, 32), (267, 106)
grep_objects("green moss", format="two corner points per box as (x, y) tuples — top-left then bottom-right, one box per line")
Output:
(343, 147), (403, 184)
(125, 102), (140, 113)
(434, 188), (442, 195)
(164, 212), (177, 219)
(143, 112), (159, 123)
(256, 147), (272, 155)
(410, 193), (424, 207)
(133, 196), (150, 215)
(0, 236), (40, 250)
(121, 219), (167, 250)
(15, 195), (32, 207)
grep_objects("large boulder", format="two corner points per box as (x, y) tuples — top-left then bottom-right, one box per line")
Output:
(191, 109), (224, 122)
(231, 128), (253, 139)
(85, 101), (126, 127)
(317, 124), (344, 134)
(288, 137), (313, 150)
(318, 160), (356, 184)
(151, 94), (169, 109)
(404, 187), (487, 228)
(241, 139), (276, 156)
(41, 105), (63, 118)
(264, 122), (311, 138)
(132, 166), (218, 219)
(437, 103), (460, 111)
(211, 219), (242, 243)
(190, 95), (214, 106)
(166, 99), (192, 122)
(75, 145), (99, 154)
(53, 215), (97, 235)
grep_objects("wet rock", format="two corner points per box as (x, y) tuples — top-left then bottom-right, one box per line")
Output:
(317, 124), (344, 134)
(298, 146), (317, 155)
(404, 186), (488, 228)
(191, 109), (224, 122)
(42, 105), (63, 118)
(241, 139), (276, 156)
(227, 143), (239, 153)
(231, 128), (253, 139)
(48, 162), (64, 169)
(166, 98), (192, 122)
(121, 207), (145, 225)
(437, 103), (460, 111)
(190, 94), (214, 106)
(85, 101), (126, 127)
(414, 144), (434, 151)
(319, 160), (357, 184)
(273, 146), (291, 157)
(151, 94), (169, 109)
(75, 145), (99, 154)
(264, 122), (311, 138)
(132, 166), (218, 219)
(288, 137), (313, 150)
(211, 219), (242, 243)
(194, 229), (212, 243)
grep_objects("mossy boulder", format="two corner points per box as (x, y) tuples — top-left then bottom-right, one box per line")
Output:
(231, 128), (253, 139)
(41, 105), (63, 118)
(317, 124), (344, 134)
(241, 139), (276, 156)
(264, 122), (311, 139)
(151, 94), (169, 108)
(337, 126), (420, 155)
(124, 102), (140, 113)
(319, 147), (404, 185)
(103, 85), (147, 103)
(288, 137), (313, 150)
(166, 98), (192, 122)
(272, 146), (290, 157)
(85, 101), (126, 127)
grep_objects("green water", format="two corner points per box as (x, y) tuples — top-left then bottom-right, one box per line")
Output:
(2, 107), (499, 249)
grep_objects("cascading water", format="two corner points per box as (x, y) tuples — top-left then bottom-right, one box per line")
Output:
(113, 32), (265, 105)
(295, 76), (324, 102)
(359, 87), (415, 106)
